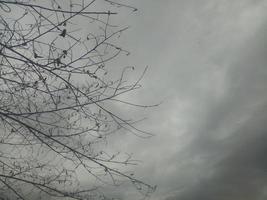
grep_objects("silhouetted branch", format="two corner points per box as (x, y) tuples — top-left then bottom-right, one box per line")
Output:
(0, 0), (157, 199)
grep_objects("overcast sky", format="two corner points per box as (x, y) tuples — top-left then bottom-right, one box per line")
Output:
(108, 1), (267, 199)
(2, 1), (267, 199)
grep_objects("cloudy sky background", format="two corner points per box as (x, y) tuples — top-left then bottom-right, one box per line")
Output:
(105, 0), (267, 199)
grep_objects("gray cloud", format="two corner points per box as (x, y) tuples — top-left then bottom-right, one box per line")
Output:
(8, 1), (263, 199)
(5, 1), (267, 200)
(166, 105), (267, 200)
(109, 1), (267, 200)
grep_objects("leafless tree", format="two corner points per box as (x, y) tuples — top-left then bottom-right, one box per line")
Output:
(0, 0), (157, 199)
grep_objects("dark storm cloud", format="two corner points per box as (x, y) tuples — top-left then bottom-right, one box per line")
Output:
(166, 106), (267, 200)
